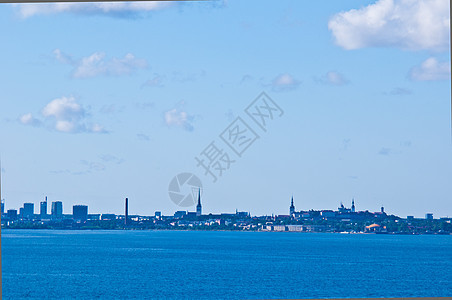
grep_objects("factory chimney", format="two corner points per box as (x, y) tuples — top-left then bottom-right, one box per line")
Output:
(125, 197), (129, 225)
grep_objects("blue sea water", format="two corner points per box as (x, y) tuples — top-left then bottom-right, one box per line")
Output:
(1, 230), (452, 299)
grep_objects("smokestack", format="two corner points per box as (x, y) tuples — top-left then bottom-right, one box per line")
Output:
(125, 197), (128, 225)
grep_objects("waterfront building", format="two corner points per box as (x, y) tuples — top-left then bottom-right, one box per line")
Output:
(88, 214), (100, 221)
(174, 211), (187, 219)
(22, 203), (34, 219)
(73, 205), (88, 221)
(7, 209), (17, 220)
(51, 201), (63, 219)
(101, 214), (116, 220)
(40, 197), (48, 219)
(320, 210), (336, 218)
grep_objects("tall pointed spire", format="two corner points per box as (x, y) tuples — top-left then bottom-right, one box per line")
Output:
(290, 195), (295, 216)
(196, 187), (202, 217)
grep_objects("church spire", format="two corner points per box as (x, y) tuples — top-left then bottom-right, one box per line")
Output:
(196, 188), (202, 217)
(290, 195), (295, 216)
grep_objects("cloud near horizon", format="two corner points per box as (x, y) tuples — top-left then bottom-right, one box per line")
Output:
(54, 49), (148, 79)
(20, 96), (107, 134)
(328, 0), (450, 51)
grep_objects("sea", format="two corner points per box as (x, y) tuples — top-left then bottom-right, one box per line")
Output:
(1, 230), (452, 299)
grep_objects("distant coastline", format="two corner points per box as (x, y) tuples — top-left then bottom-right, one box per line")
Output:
(2, 197), (451, 235)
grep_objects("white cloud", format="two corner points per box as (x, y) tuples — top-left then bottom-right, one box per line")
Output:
(137, 133), (151, 141)
(15, 1), (173, 18)
(164, 105), (194, 132)
(410, 57), (451, 81)
(317, 71), (349, 85)
(328, 0), (450, 51)
(20, 96), (106, 134)
(269, 73), (301, 92)
(19, 113), (42, 127)
(42, 96), (84, 120)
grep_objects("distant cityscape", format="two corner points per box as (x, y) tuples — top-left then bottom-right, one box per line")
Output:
(1, 193), (451, 234)
(1, 159), (451, 233)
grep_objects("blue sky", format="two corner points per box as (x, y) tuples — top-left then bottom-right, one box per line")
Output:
(0, 0), (450, 218)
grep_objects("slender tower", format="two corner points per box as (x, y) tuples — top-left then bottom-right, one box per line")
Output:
(0, 158), (2, 210)
(289, 196), (295, 216)
(125, 197), (129, 225)
(351, 198), (355, 213)
(196, 188), (202, 217)
(0, 158), (2, 215)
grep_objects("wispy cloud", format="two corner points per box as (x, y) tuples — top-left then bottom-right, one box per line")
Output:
(265, 73), (301, 92)
(135, 102), (154, 110)
(409, 57), (451, 81)
(378, 147), (392, 156)
(239, 74), (253, 85)
(172, 70), (206, 83)
(400, 141), (412, 147)
(99, 154), (125, 164)
(99, 104), (125, 114)
(328, 0), (450, 51)
(53, 49), (148, 79)
(386, 87), (412, 96)
(316, 71), (349, 86)
(15, 1), (174, 18)
(142, 74), (165, 88)
(137, 133), (151, 141)
(51, 155), (123, 176)
(20, 96), (107, 134)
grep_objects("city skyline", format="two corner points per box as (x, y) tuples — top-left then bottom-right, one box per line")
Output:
(0, 193), (444, 220)
(0, 0), (451, 218)
(3, 193), (450, 236)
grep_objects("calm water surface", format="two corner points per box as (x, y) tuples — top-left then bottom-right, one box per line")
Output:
(2, 230), (452, 299)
